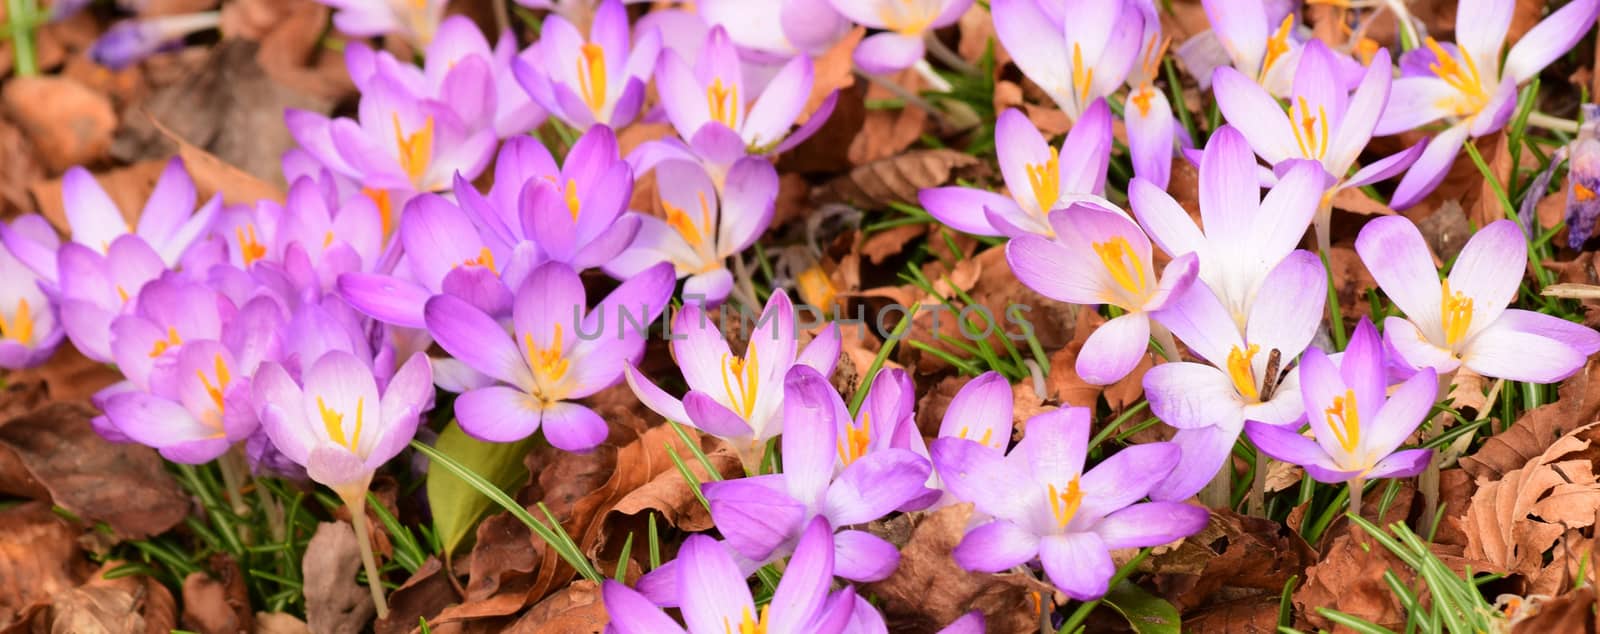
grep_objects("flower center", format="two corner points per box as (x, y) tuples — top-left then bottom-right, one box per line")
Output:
(1092, 236), (1147, 303)
(1259, 14), (1295, 81)
(1424, 37), (1489, 118)
(563, 178), (582, 221)
(460, 246), (496, 273)
(706, 78), (740, 129)
(0, 298), (34, 346)
(392, 114), (435, 188)
(663, 192), (720, 270)
(363, 187), (395, 237)
(576, 42), (608, 117)
(956, 425), (997, 449)
(1323, 387), (1361, 455)
(197, 353), (232, 415)
(877, 0), (936, 35)
(721, 349), (760, 420)
(236, 224), (268, 266)
(724, 604), (771, 634)
(1440, 279), (1473, 346)
(1047, 476), (1084, 530)
(1290, 97), (1329, 160)
(523, 324), (571, 397)
(318, 395), (364, 453)
(149, 326), (183, 358)
(1226, 344), (1261, 402)
(1070, 43), (1095, 103)
(1025, 146), (1061, 215)
(1130, 85), (1156, 117)
(837, 412), (873, 465)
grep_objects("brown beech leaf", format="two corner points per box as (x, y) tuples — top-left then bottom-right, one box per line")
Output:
(0, 402), (189, 539)
(1464, 422), (1600, 591)
(182, 555), (254, 634)
(1461, 359), (1600, 482)
(604, 436), (742, 534)
(801, 27), (864, 124)
(49, 568), (177, 634)
(1148, 509), (1314, 612)
(849, 68), (927, 164)
(1296, 531), (1491, 631)
(253, 612), (312, 634)
(1511, 587), (1600, 633)
(1330, 185), (1396, 217)
(1, 75), (116, 172)
(0, 501), (95, 629)
(501, 580), (607, 633)
(1180, 595), (1282, 634)
(376, 559), (456, 634)
(1416, 200), (1475, 263)
(863, 505), (1053, 634)
(149, 115), (285, 205)
(859, 224), (927, 265)
(302, 522), (375, 634)
(815, 148), (980, 209)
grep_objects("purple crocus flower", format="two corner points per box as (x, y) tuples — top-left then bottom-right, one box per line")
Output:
(899, 371), (1017, 510)
(1008, 203), (1199, 385)
(1215, 40), (1421, 251)
(512, 0), (662, 130)
(931, 406), (1208, 600)
(993, 0), (1142, 121)
(316, 0), (447, 45)
(1125, 6), (1176, 189)
(107, 276), (233, 393)
(0, 217), (62, 369)
(602, 518), (856, 634)
(1142, 249), (1328, 501)
(51, 235), (170, 363)
(1197, 0), (1305, 97)
(607, 158), (777, 304)
(1565, 106), (1600, 248)
(919, 104), (1112, 239)
(647, 26), (834, 173)
(1129, 126), (1324, 327)
(702, 365), (931, 582)
(699, 0), (851, 60)
(1356, 217), (1600, 383)
(626, 289), (840, 467)
(90, 12), (221, 70)
(424, 262), (674, 450)
(223, 177), (385, 293)
(1245, 318), (1438, 483)
(825, 0), (971, 74)
(44, 159), (219, 271)
(830, 367), (917, 468)
(1375, 0), (1600, 208)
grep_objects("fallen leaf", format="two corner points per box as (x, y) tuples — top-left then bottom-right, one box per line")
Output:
(302, 522), (375, 634)
(182, 555), (253, 634)
(376, 559), (456, 634)
(1296, 530), (1490, 630)
(604, 435), (742, 534)
(253, 612), (311, 634)
(501, 580), (607, 633)
(849, 68), (928, 165)
(1, 76), (116, 172)
(800, 27), (864, 124)
(1510, 586), (1599, 633)
(1416, 200), (1475, 263)
(148, 115), (285, 205)
(1461, 359), (1600, 482)
(48, 568), (177, 634)
(859, 224), (928, 265)
(427, 421), (539, 558)
(1148, 509), (1314, 612)
(0, 502), (95, 629)
(1464, 422), (1600, 592)
(1179, 595), (1282, 633)
(814, 148), (981, 209)
(956, 3), (1004, 67)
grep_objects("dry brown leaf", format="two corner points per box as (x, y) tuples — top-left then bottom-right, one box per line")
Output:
(1461, 359), (1600, 482)
(1511, 586), (1600, 633)
(1331, 186), (1396, 217)
(254, 612), (311, 634)
(1180, 595), (1282, 634)
(848, 67), (928, 164)
(860, 224), (927, 265)
(815, 148), (980, 209)
(1, 76), (115, 172)
(863, 505), (1053, 633)
(1416, 200), (1475, 263)
(1325, 246), (1380, 324)
(375, 559), (456, 634)
(0, 115), (44, 218)
(1464, 423), (1600, 592)
(1297, 529), (1492, 630)
(302, 522), (375, 634)
(1148, 509), (1314, 612)
(956, 3), (1004, 67)
(148, 116), (285, 205)
(800, 27), (864, 124)
(604, 436), (742, 534)
(48, 569), (177, 634)
(0, 402), (189, 539)
(501, 580), (607, 633)
(0, 502), (95, 629)
(182, 555), (253, 634)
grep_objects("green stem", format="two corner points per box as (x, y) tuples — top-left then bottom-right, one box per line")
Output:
(1348, 477), (1366, 520)
(340, 487), (389, 620)
(6, 0), (36, 77)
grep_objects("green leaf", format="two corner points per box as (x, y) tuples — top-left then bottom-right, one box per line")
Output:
(426, 421), (537, 556)
(1102, 581), (1182, 634)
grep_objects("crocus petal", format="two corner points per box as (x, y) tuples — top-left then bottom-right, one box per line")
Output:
(781, 364), (844, 504)
(935, 371), (1013, 450)
(1077, 440), (1181, 519)
(1129, 178), (1205, 259)
(704, 475), (807, 561)
(1058, 99), (1113, 194)
(930, 437), (1033, 521)
(993, 0), (1070, 105)
(1327, 48), (1393, 174)
(540, 401), (609, 452)
(1383, 316), (1461, 375)
(1212, 67), (1297, 164)
(1126, 88), (1176, 189)
(424, 294), (531, 387)
(1361, 368), (1438, 459)
(720, 158), (779, 253)
(1040, 532), (1115, 600)
(1005, 234), (1104, 305)
(1364, 448), (1433, 479)
(1343, 141), (1425, 190)
(1503, 0), (1600, 83)
(853, 32), (924, 75)
(1075, 314), (1150, 386)
(952, 519), (1041, 573)
(1243, 250), (1326, 360)
(937, 612), (986, 634)
(742, 54), (812, 148)
(769, 518), (836, 634)
(832, 529), (899, 582)
(1094, 501), (1210, 549)
(602, 581), (689, 634)
(1150, 424), (1241, 502)
(1019, 407), (1090, 486)
(683, 390), (757, 438)
(624, 365), (690, 423)
(1445, 220), (1525, 337)
(1197, 127), (1260, 249)
(1244, 421), (1339, 477)
(678, 535), (758, 634)
(454, 385), (541, 443)
(919, 187), (1015, 237)
(1462, 315), (1594, 383)
(1355, 216), (1443, 333)
(1389, 124), (1470, 210)
(821, 449), (932, 525)
(1142, 362), (1244, 430)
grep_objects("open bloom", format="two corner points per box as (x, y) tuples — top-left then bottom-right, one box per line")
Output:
(513, 0), (661, 129)
(602, 518), (856, 634)
(699, 0), (850, 60)
(993, 0), (1142, 120)
(1356, 217), (1600, 383)
(607, 158), (778, 304)
(1197, 0), (1306, 97)
(1130, 126), (1324, 327)
(1124, 6), (1177, 189)
(224, 176), (385, 292)
(1376, 0), (1600, 208)
(1246, 318), (1437, 483)
(425, 262), (675, 450)
(902, 371), (1016, 510)
(254, 350), (432, 491)
(626, 289), (841, 466)
(826, 0), (970, 74)
(702, 365), (931, 582)
(931, 406), (1207, 600)
(317, 0), (447, 45)
(1142, 250), (1327, 501)
(1008, 203), (1199, 384)
(0, 216), (62, 369)
(920, 104), (1112, 238)
(1215, 40), (1421, 250)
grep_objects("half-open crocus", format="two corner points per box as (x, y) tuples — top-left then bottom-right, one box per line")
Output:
(90, 11), (221, 70)
(1245, 318), (1437, 490)
(1129, 125), (1324, 327)
(626, 289), (840, 468)
(1197, 0), (1305, 96)
(0, 217), (62, 369)
(606, 158), (778, 304)
(902, 370), (1016, 510)
(1375, 0), (1600, 208)
(316, 0), (447, 45)
(1008, 203), (1199, 384)
(1124, 5), (1177, 189)
(1142, 250), (1327, 502)
(1356, 217), (1600, 383)
(931, 406), (1207, 600)
(1214, 40), (1421, 251)
(425, 262), (675, 450)
(253, 349), (433, 618)
(513, 0), (662, 129)
(826, 0), (970, 74)
(49, 158), (220, 270)
(992, 0), (1142, 121)
(919, 104), (1112, 239)
(702, 365), (931, 582)
(601, 518), (856, 634)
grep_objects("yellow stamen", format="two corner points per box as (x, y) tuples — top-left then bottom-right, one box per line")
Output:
(1070, 43), (1095, 102)
(1323, 388), (1361, 454)
(1577, 182), (1597, 202)
(720, 348), (760, 419)
(116, 286), (130, 304)
(461, 246), (497, 273)
(1354, 37), (1381, 66)
(838, 412), (873, 465)
(1423, 37), (1489, 117)
(323, 231), (336, 249)
(1226, 344), (1261, 402)
(197, 353), (231, 413)
(1025, 146), (1061, 215)
(1047, 477), (1084, 529)
(392, 113), (435, 188)
(1440, 279), (1473, 346)
(662, 192), (720, 268)
(522, 324), (571, 391)
(877, 0), (935, 35)
(1130, 85), (1155, 118)
(706, 78), (739, 129)
(564, 179), (582, 221)
(723, 604), (771, 634)
(149, 326), (182, 358)
(1260, 14), (1295, 81)
(318, 395), (364, 452)
(957, 425), (996, 448)
(576, 42), (609, 117)
(1091, 236), (1147, 299)
(1288, 97), (1330, 159)
(363, 187), (395, 237)
(1139, 35), (1172, 82)
(0, 298), (34, 346)
(235, 224), (267, 266)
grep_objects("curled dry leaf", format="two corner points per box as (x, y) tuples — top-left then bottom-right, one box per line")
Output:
(1461, 359), (1600, 482)
(48, 567), (177, 634)
(182, 555), (254, 634)
(800, 27), (864, 124)
(814, 148), (980, 209)
(375, 558), (456, 634)
(1147, 508), (1314, 613)
(0, 501), (96, 629)
(849, 67), (928, 165)
(1509, 586), (1600, 633)
(1, 76), (116, 172)
(1296, 530), (1492, 631)
(1179, 595), (1282, 634)
(253, 612), (312, 634)
(501, 580), (607, 634)
(302, 522), (375, 634)
(1464, 422), (1600, 593)
(604, 434), (742, 534)
(0, 402), (189, 539)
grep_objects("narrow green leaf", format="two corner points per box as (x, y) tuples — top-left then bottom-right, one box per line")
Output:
(425, 421), (538, 556)
(1102, 581), (1182, 634)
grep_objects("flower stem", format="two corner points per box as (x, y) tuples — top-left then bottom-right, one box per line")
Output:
(217, 448), (251, 517)
(5, 0), (37, 77)
(1199, 465), (1231, 509)
(1415, 370), (1455, 533)
(341, 489), (389, 619)
(1249, 456), (1267, 516)
(1527, 112), (1580, 135)
(1348, 477), (1365, 520)
(922, 32), (979, 78)
(1151, 323), (1180, 362)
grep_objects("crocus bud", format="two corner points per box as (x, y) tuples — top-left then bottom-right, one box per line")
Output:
(89, 11), (220, 70)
